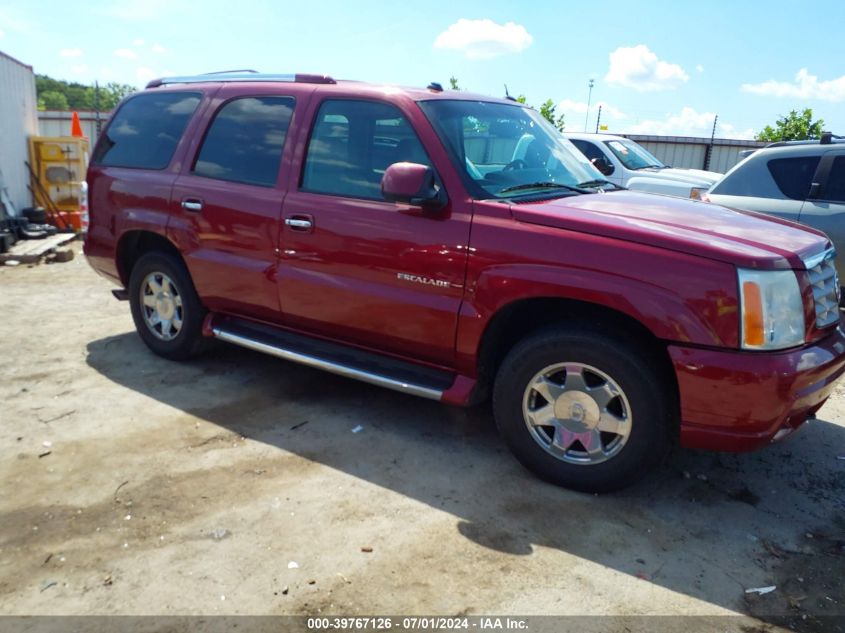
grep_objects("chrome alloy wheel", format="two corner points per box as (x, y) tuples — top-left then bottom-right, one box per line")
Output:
(140, 272), (183, 341)
(522, 362), (632, 465)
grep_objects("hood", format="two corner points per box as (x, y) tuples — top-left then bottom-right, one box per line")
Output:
(635, 167), (721, 186)
(510, 191), (829, 270)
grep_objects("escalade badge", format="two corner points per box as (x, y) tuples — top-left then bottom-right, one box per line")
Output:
(396, 272), (450, 288)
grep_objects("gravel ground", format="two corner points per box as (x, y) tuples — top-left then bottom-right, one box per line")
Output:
(0, 242), (843, 632)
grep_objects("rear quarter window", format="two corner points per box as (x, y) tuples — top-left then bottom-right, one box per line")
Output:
(92, 92), (202, 169)
(821, 156), (845, 203)
(767, 156), (821, 200)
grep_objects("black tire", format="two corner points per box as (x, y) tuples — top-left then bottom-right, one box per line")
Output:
(23, 207), (47, 224)
(492, 325), (673, 493)
(128, 251), (209, 360)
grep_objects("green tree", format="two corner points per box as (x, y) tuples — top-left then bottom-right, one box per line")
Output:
(757, 108), (825, 142)
(539, 99), (565, 132)
(35, 73), (137, 111)
(38, 90), (69, 110)
(99, 82), (137, 109)
(448, 76), (460, 90)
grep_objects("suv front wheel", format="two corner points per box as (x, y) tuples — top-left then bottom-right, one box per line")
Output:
(493, 325), (672, 492)
(128, 251), (208, 360)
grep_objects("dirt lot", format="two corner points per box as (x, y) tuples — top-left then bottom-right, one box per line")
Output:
(1, 242), (843, 630)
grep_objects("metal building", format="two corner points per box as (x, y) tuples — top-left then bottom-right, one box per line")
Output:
(0, 50), (38, 215)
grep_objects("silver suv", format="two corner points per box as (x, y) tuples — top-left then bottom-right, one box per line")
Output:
(707, 134), (845, 286)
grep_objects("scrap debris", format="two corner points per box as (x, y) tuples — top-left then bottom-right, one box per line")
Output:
(745, 586), (777, 595)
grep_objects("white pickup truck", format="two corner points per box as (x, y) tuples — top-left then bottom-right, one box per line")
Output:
(566, 132), (721, 199)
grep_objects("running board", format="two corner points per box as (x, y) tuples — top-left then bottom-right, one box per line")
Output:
(209, 316), (453, 401)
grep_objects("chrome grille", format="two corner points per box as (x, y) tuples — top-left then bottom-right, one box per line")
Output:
(804, 249), (840, 328)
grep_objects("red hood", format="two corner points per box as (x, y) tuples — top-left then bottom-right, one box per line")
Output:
(510, 191), (830, 270)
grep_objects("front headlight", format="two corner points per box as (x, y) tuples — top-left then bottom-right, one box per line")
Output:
(738, 268), (805, 350)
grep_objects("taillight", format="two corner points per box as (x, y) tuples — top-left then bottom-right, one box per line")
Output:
(80, 181), (89, 233)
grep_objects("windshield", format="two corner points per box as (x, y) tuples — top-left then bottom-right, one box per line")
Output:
(602, 139), (664, 170)
(418, 100), (607, 200)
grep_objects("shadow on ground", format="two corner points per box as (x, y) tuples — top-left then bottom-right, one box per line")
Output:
(86, 333), (845, 631)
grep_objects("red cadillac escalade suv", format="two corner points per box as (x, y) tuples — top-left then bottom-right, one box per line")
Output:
(84, 72), (845, 492)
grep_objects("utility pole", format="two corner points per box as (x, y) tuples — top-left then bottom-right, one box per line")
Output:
(595, 105), (602, 133)
(703, 114), (718, 171)
(584, 78), (594, 132)
(94, 81), (102, 137)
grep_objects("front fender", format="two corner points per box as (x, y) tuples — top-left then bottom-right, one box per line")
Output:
(454, 252), (739, 376)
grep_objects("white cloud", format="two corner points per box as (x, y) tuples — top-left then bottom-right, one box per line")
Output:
(136, 67), (158, 82)
(696, 64), (704, 73)
(60, 48), (83, 58)
(605, 45), (688, 91)
(0, 7), (31, 34)
(434, 18), (533, 60)
(741, 68), (845, 103)
(624, 106), (754, 139)
(133, 38), (145, 46)
(558, 98), (626, 119)
(114, 48), (138, 60)
(98, 67), (117, 81)
(103, 0), (169, 20)
(717, 122), (756, 140)
(70, 64), (89, 75)
(0, 30), (5, 38)
(152, 43), (166, 54)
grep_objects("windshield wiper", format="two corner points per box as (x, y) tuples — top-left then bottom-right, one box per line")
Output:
(577, 179), (622, 190)
(499, 181), (588, 194)
(631, 164), (667, 170)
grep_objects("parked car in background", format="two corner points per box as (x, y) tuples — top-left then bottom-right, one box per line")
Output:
(566, 132), (721, 199)
(84, 72), (845, 493)
(706, 134), (845, 287)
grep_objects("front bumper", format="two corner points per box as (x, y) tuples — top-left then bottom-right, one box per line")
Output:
(671, 325), (845, 451)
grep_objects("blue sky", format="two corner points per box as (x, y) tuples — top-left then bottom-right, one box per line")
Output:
(2, 0), (844, 139)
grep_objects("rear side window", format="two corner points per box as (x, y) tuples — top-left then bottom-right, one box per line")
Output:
(570, 140), (606, 163)
(822, 156), (845, 203)
(767, 156), (820, 200)
(92, 92), (201, 169)
(193, 96), (295, 187)
(301, 99), (430, 199)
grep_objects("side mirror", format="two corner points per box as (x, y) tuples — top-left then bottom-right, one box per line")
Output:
(591, 157), (615, 176)
(382, 162), (445, 208)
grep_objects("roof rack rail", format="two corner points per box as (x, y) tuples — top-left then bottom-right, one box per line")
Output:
(202, 69), (259, 75)
(146, 72), (336, 89)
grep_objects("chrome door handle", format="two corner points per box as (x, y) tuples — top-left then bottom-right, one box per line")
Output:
(285, 218), (312, 229)
(181, 200), (203, 212)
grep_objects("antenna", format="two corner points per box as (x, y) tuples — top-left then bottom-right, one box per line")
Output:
(504, 84), (517, 102)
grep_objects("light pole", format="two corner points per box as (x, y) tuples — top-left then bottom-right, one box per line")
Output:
(584, 78), (594, 132)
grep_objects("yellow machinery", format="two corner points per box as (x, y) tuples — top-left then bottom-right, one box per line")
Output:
(28, 136), (89, 230)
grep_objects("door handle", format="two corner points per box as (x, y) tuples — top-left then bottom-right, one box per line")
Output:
(285, 216), (313, 230)
(181, 199), (203, 212)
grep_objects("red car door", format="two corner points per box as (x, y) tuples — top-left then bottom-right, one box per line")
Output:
(278, 96), (471, 365)
(168, 85), (305, 322)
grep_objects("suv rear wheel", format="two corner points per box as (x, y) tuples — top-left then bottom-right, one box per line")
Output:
(128, 252), (208, 360)
(492, 325), (672, 492)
